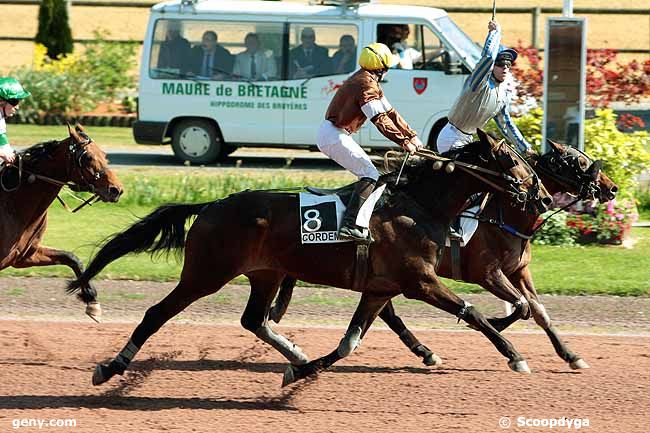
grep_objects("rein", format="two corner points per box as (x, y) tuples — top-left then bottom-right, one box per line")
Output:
(414, 148), (520, 195)
(2, 138), (101, 213)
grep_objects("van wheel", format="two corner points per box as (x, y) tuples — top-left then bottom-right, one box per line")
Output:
(171, 119), (221, 164)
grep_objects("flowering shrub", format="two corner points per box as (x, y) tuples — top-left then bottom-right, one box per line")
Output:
(511, 44), (650, 112)
(532, 210), (578, 246)
(567, 199), (638, 243)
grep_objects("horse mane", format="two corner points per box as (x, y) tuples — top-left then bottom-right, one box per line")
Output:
(18, 139), (63, 163)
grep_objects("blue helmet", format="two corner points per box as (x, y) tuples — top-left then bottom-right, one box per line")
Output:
(496, 46), (518, 63)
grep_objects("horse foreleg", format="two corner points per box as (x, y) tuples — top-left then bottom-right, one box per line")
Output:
(407, 277), (530, 374)
(11, 245), (101, 321)
(513, 267), (589, 370)
(282, 293), (391, 387)
(378, 301), (442, 366)
(241, 272), (309, 365)
(480, 268), (531, 327)
(269, 276), (296, 323)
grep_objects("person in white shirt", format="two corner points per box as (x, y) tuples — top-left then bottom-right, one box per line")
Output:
(233, 33), (277, 81)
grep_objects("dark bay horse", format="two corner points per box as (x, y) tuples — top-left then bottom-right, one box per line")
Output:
(0, 125), (123, 321)
(271, 140), (618, 370)
(68, 131), (553, 387)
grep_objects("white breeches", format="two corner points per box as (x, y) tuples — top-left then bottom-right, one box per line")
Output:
(436, 122), (474, 154)
(317, 120), (380, 181)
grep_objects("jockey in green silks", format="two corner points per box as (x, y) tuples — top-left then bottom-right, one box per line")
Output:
(0, 77), (31, 164)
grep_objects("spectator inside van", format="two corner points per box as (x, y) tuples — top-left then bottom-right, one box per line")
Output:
(331, 34), (357, 74)
(289, 27), (330, 78)
(157, 21), (191, 72)
(189, 31), (234, 79)
(232, 33), (277, 81)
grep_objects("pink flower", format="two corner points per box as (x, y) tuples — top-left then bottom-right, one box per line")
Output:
(607, 200), (616, 213)
(615, 213), (624, 220)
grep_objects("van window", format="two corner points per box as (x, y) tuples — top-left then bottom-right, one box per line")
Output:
(288, 24), (358, 79)
(150, 19), (285, 81)
(377, 23), (466, 73)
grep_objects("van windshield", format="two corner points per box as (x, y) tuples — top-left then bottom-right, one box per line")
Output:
(434, 16), (481, 68)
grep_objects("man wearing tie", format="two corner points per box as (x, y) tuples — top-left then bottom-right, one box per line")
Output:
(190, 31), (233, 79)
(289, 27), (330, 78)
(232, 33), (277, 81)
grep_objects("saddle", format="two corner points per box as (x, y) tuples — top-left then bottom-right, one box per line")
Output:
(306, 179), (389, 211)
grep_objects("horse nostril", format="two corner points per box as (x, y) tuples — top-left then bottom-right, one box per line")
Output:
(542, 196), (553, 208)
(109, 186), (122, 199)
(610, 186), (618, 194)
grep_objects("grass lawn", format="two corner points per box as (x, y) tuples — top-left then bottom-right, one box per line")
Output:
(2, 200), (648, 296)
(9, 124), (140, 148)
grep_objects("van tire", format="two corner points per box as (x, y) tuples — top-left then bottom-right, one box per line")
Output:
(171, 119), (222, 164)
(427, 117), (448, 152)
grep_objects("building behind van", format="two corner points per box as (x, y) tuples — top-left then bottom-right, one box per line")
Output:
(134, 0), (481, 163)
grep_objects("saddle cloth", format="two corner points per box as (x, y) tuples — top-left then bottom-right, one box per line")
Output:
(299, 184), (386, 244)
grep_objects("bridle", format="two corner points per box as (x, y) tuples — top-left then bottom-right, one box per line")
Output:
(535, 146), (601, 200)
(2, 133), (105, 212)
(415, 140), (544, 213)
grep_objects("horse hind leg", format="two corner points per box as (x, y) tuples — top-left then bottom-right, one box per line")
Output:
(92, 273), (234, 386)
(11, 245), (101, 322)
(378, 301), (442, 367)
(241, 272), (309, 366)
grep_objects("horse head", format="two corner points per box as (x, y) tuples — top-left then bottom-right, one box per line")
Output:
(535, 139), (618, 202)
(464, 130), (553, 214)
(63, 124), (123, 202)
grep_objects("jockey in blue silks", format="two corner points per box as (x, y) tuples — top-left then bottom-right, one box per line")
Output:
(437, 20), (534, 157)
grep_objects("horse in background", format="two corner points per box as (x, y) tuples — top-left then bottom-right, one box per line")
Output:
(0, 125), (123, 321)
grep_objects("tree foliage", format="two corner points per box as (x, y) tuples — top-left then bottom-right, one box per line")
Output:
(35, 0), (73, 60)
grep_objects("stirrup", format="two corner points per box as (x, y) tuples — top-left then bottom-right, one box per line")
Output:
(339, 225), (373, 243)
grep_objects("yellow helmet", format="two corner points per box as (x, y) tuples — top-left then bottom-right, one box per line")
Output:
(358, 43), (392, 71)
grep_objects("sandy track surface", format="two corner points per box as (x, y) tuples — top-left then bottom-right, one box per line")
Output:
(1, 277), (649, 432)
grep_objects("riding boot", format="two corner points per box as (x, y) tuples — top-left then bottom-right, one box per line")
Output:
(338, 177), (376, 241)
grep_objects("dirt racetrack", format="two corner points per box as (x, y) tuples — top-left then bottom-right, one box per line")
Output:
(1, 278), (649, 432)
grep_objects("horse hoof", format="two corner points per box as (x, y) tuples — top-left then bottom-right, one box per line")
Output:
(423, 353), (443, 367)
(570, 359), (590, 370)
(281, 365), (299, 388)
(92, 363), (112, 386)
(269, 306), (282, 324)
(508, 360), (531, 374)
(86, 302), (102, 323)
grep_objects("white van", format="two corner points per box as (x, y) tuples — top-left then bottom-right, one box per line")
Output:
(134, 0), (481, 163)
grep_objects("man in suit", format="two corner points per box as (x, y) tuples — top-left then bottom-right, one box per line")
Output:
(157, 20), (191, 73)
(232, 33), (277, 81)
(331, 34), (357, 75)
(190, 31), (234, 79)
(289, 27), (330, 78)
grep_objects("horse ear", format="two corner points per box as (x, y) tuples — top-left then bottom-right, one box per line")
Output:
(67, 123), (73, 136)
(547, 139), (565, 154)
(475, 129), (494, 158)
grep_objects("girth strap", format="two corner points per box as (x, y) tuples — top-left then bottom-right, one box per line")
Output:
(352, 241), (371, 291)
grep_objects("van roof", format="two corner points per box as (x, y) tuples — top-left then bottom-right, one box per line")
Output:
(152, 0), (448, 21)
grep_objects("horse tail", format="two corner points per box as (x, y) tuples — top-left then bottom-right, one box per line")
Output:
(67, 202), (210, 295)
(269, 276), (297, 323)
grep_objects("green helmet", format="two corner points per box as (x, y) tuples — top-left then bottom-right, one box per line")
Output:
(0, 77), (31, 103)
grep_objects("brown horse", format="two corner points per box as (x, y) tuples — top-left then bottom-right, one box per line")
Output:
(68, 130), (553, 387)
(0, 125), (123, 321)
(271, 140), (618, 370)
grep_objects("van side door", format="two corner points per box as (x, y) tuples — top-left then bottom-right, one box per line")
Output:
(282, 22), (360, 147)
